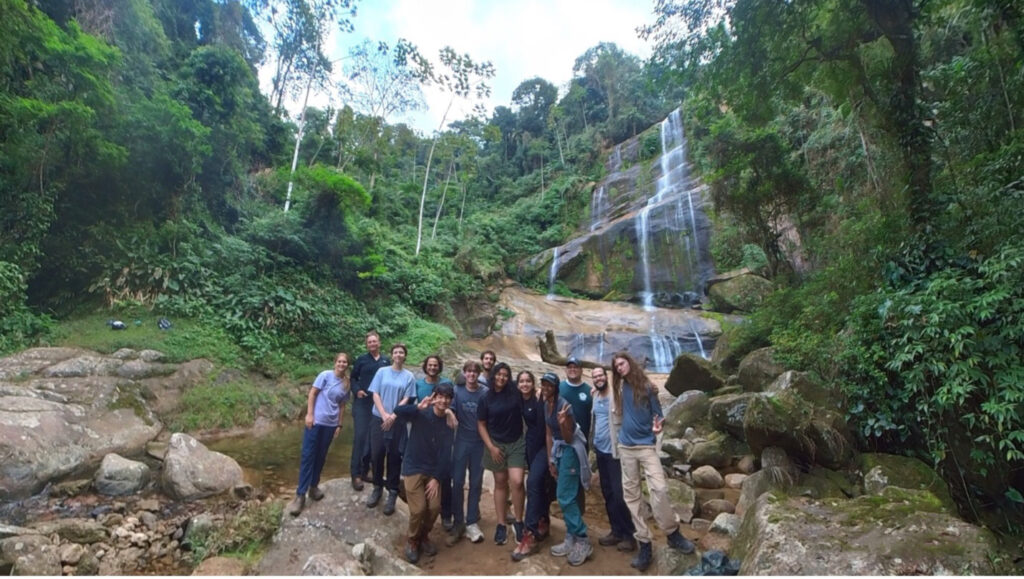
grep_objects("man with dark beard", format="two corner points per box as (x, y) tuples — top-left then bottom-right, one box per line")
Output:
(590, 365), (636, 551)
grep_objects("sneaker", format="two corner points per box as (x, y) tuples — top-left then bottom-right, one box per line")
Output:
(631, 540), (653, 571)
(445, 523), (465, 547)
(511, 530), (537, 562)
(465, 522), (485, 543)
(404, 538), (420, 564)
(419, 537), (438, 557)
(286, 494), (305, 516)
(598, 531), (621, 547)
(383, 490), (398, 516)
(442, 515), (454, 532)
(494, 524), (508, 545)
(351, 477), (364, 491)
(617, 537), (638, 552)
(667, 528), (695, 554)
(550, 533), (575, 557)
(513, 521), (524, 543)
(568, 535), (593, 566)
(365, 486), (383, 508)
(308, 486), (324, 501)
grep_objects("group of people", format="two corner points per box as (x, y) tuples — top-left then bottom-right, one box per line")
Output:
(287, 329), (696, 571)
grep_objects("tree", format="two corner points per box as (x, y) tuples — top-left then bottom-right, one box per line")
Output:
(511, 76), (558, 137)
(399, 42), (495, 255)
(340, 39), (425, 122)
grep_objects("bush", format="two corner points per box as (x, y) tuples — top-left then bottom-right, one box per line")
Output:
(171, 378), (305, 431)
(188, 501), (283, 566)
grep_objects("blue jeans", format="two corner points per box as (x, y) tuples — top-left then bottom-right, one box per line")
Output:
(596, 450), (635, 538)
(349, 397), (373, 478)
(556, 446), (586, 537)
(451, 437), (484, 525)
(297, 424), (335, 495)
(525, 444), (552, 535)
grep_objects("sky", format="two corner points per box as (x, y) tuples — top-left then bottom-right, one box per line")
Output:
(264, 0), (655, 134)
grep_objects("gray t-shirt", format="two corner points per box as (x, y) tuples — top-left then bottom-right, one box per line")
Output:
(369, 366), (416, 418)
(453, 383), (488, 443)
(592, 393), (612, 454)
(311, 370), (350, 427)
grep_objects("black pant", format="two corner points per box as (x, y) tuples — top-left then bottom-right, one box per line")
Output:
(596, 450), (635, 538)
(349, 397), (373, 478)
(369, 415), (405, 492)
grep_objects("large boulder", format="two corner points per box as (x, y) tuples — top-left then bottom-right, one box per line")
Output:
(161, 433), (244, 501)
(0, 348), (164, 500)
(666, 478), (697, 524)
(687, 431), (748, 469)
(664, 354), (724, 396)
(0, 534), (61, 576)
(766, 370), (841, 410)
(663, 390), (710, 438)
(256, 479), (419, 576)
(734, 491), (1002, 575)
(736, 347), (784, 392)
(743, 389), (856, 470)
(94, 453), (150, 496)
(860, 453), (957, 513)
(708, 392), (760, 441)
(707, 274), (773, 314)
(709, 331), (743, 373)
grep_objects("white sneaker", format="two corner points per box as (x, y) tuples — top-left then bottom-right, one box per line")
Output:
(465, 523), (485, 543)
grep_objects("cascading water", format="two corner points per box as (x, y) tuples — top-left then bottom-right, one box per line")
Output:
(547, 246), (560, 299)
(590, 185), (608, 232)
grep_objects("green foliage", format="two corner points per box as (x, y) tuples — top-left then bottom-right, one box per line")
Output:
(395, 318), (456, 366)
(171, 378), (304, 431)
(0, 261), (54, 354)
(187, 501), (283, 567)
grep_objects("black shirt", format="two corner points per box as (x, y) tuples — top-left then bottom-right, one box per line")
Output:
(521, 394), (546, 462)
(351, 351), (391, 399)
(477, 385), (523, 444)
(395, 403), (454, 479)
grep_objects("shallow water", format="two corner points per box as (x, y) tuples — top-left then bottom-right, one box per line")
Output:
(205, 422), (356, 493)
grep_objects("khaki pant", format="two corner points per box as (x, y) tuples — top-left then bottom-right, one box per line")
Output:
(619, 445), (678, 543)
(404, 473), (440, 539)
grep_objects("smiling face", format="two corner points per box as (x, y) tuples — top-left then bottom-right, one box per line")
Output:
(366, 333), (381, 356)
(591, 366), (607, 389)
(432, 393), (453, 415)
(424, 356), (441, 378)
(463, 367), (479, 385)
(334, 353), (349, 376)
(566, 363), (582, 382)
(540, 378), (558, 401)
(391, 345), (407, 367)
(493, 366), (511, 391)
(517, 373), (535, 398)
(481, 352), (496, 371)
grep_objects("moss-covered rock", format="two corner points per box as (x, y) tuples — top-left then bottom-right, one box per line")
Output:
(743, 389), (857, 470)
(709, 330), (743, 373)
(859, 453), (957, 514)
(708, 392), (760, 441)
(766, 370), (839, 410)
(663, 390), (710, 438)
(665, 353), (724, 396)
(736, 347), (784, 392)
(733, 491), (1002, 575)
(688, 431), (748, 469)
(707, 274), (773, 314)
(666, 477), (697, 524)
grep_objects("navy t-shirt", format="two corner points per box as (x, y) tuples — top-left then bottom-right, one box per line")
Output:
(521, 394), (546, 462)
(477, 386), (523, 444)
(395, 403), (454, 478)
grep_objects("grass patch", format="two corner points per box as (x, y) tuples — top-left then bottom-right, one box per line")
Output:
(170, 378), (305, 431)
(189, 501), (283, 567)
(52, 309), (244, 366)
(395, 318), (456, 365)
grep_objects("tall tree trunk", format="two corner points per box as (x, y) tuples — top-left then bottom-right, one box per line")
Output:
(284, 72), (316, 212)
(416, 97), (454, 255)
(432, 160), (455, 239)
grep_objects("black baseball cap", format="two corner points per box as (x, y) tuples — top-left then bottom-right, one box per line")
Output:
(540, 372), (560, 386)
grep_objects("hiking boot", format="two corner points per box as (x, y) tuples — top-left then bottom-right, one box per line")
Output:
(365, 486), (383, 508)
(598, 531), (621, 547)
(667, 528), (695, 554)
(419, 536), (438, 557)
(550, 533), (575, 557)
(631, 540), (653, 571)
(445, 523), (465, 547)
(617, 536), (638, 552)
(511, 530), (537, 562)
(568, 535), (593, 566)
(286, 494), (305, 516)
(513, 521), (525, 543)
(441, 515), (454, 532)
(404, 538), (420, 564)
(537, 516), (550, 541)
(351, 476), (364, 491)
(465, 522), (484, 543)
(308, 486), (324, 501)
(383, 490), (398, 516)
(494, 523), (508, 545)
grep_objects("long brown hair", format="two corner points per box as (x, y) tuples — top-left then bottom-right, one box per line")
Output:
(610, 351), (656, 414)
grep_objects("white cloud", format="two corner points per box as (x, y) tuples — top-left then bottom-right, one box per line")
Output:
(267, 0), (654, 133)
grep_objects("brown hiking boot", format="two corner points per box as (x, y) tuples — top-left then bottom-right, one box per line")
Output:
(308, 486), (324, 501)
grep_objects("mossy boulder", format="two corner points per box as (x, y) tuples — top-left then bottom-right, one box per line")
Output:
(665, 353), (724, 396)
(708, 393), (760, 441)
(736, 347), (784, 392)
(791, 466), (859, 500)
(688, 431), (748, 469)
(766, 370), (840, 410)
(707, 274), (773, 314)
(663, 390), (711, 438)
(733, 491), (1002, 575)
(709, 330), (743, 373)
(743, 390), (857, 470)
(666, 477), (697, 524)
(860, 453), (957, 514)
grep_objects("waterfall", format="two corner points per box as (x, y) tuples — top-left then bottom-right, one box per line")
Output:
(597, 331), (606, 366)
(547, 247), (560, 299)
(635, 206), (655, 310)
(690, 320), (707, 359)
(590, 185), (607, 232)
(649, 331), (683, 372)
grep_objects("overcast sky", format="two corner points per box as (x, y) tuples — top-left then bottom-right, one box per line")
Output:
(265, 0), (655, 133)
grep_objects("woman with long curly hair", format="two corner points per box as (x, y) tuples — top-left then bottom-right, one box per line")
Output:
(609, 351), (695, 570)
